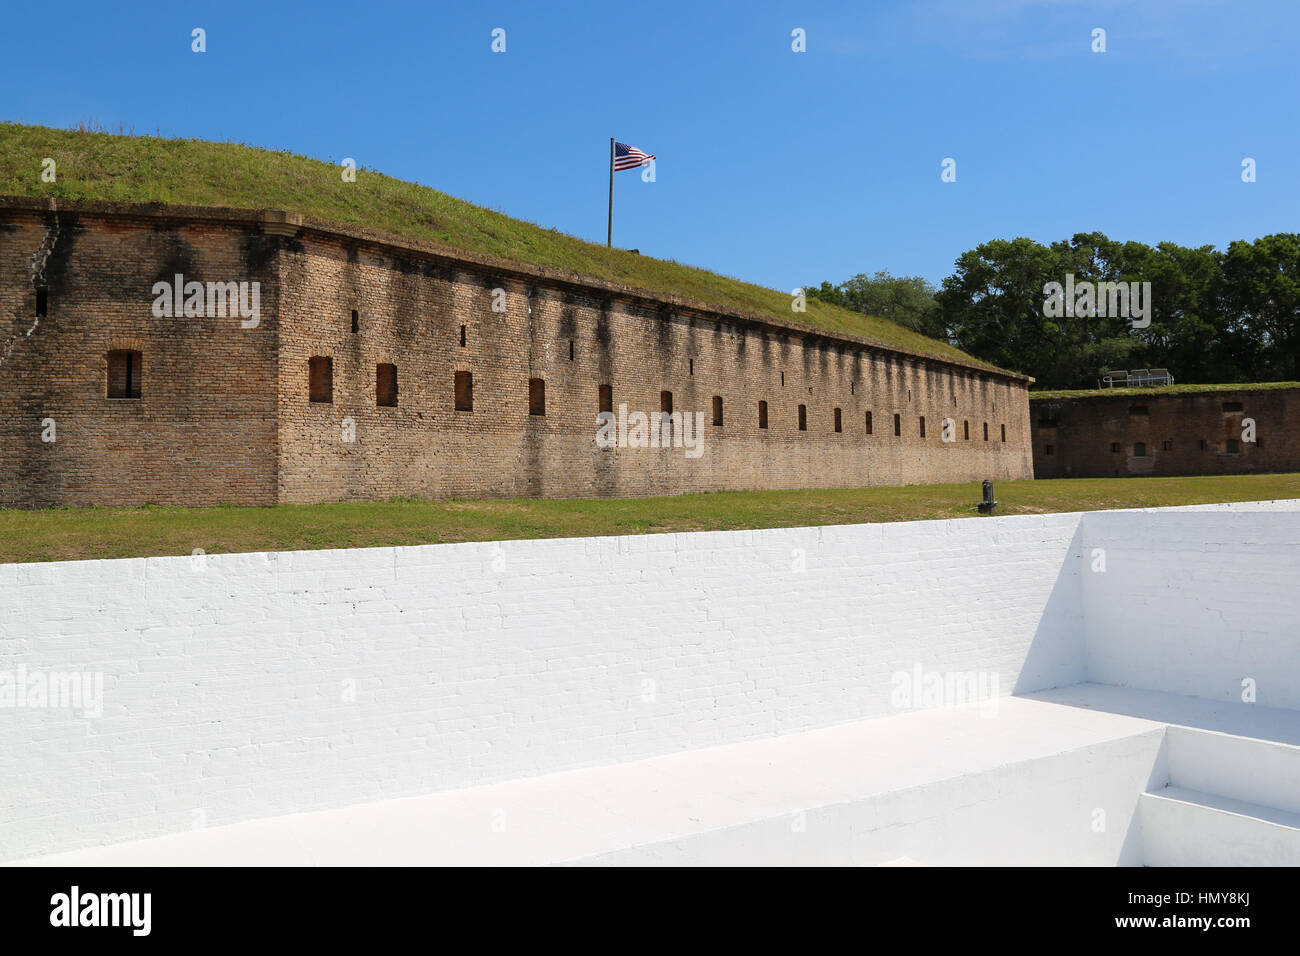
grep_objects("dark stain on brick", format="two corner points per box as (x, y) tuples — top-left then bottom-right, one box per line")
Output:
(147, 227), (199, 286)
(40, 213), (84, 297)
(594, 300), (612, 347)
(240, 233), (279, 275)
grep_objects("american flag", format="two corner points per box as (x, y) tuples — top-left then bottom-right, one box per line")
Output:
(614, 142), (655, 172)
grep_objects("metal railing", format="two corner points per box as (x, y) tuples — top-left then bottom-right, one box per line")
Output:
(1100, 369), (1174, 388)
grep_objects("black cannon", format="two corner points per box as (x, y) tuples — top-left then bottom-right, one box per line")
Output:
(976, 480), (997, 515)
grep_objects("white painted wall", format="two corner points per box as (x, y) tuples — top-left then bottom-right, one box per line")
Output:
(1081, 509), (1300, 709)
(0, 512), (1088, 861)
(1, 499), (1297, 862)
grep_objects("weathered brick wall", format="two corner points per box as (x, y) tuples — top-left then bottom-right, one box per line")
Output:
(0, 203), (279, 507)
(1030, 388), (1300, 479)
(0, 198), (1034, 507)
(276, 231), (1033, 503)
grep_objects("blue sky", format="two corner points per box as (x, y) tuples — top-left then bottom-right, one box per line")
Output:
(2, 0), (1297, 291)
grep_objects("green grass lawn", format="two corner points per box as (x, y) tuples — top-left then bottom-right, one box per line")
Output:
(1, 473), (1296, 564)
(0, 122), (997, 370)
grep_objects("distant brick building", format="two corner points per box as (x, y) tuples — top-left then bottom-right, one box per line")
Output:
(0, 197), (1033, 507)
(1030, 386), (1300, 479)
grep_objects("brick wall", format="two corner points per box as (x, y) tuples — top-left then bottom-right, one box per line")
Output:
(0, 198), (1034, 506)
(277, 232), (1034, 501)
(0, 203), (279, 507)
(1030, 387), (1300, 479)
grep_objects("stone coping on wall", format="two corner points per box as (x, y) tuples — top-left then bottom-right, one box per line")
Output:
(0, 195), (1032, 387)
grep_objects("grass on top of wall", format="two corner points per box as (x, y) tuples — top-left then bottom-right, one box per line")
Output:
(1032, 381), (1300, 400)
(0, 122), (995, 371)
(1, 473), (1297, 564)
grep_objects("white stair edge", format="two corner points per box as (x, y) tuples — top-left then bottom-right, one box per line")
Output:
(1143, 785), (1300, 830)
(1165, 726), (1300, 815)
(1141, 785), (1300, 867)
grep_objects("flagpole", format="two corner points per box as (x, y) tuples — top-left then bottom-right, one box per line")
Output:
(607, 137), (614, 248)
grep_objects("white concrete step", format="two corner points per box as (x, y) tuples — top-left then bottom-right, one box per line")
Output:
(1165, 726), (1300, 814)
(1140, 786), (1300, 866)
(8, 695), (1167, 867)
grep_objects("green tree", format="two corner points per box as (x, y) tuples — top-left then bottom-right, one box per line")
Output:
(935, 237), (1064, 384)
(805, 271), (947, 340)
(818, 232), (1294, 388)
(1220, 234), (1300, 380)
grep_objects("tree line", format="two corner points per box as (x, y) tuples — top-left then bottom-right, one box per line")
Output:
(806, 232), (1300, 389)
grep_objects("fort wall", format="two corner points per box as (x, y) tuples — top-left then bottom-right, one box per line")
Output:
(0, 198), (1034, 506)
(1030, 387), (1300, 479)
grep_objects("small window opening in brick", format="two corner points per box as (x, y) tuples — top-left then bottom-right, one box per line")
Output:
(460, 325), (467, 347)
(983, 421), (989, 441)
(834, 408), (842, 432)
(1199, 438), (1207, 451)
(308, 356), (332, 403)
(351, 310), (359, 334)
(893, 413), (901, 437)
(689, 358), (694, 375)
(758, 400), (768, 429)
(1045, 444), (1055, 456)
(454, 370), (473, 412)
(712, 395), (723, 426)
(1134, 442), (1147, 456)
(1222, 401), (1243, 412)
(780, 371), (785, 387)
(569, 339), (574, 361)
(1001, 424), (1006, 442)
(660, 390), (673, 414)
(850, 382), (855, 395)
(376, 363), (398, 407)
(865, 410), (873, 435)
(106, 349), (142, 399)
(529, 378), (546, 416)
(963, 420), (970, 440)
(919, 415), (926, 438)
(599, 383), (613, 414)
(1225, 439), (1240, 454)
(36, 287), (47, 318)
(798, 404), (807, 431)
(1162, 439), (1172, 451)
(1110, 442), (1121, 453)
